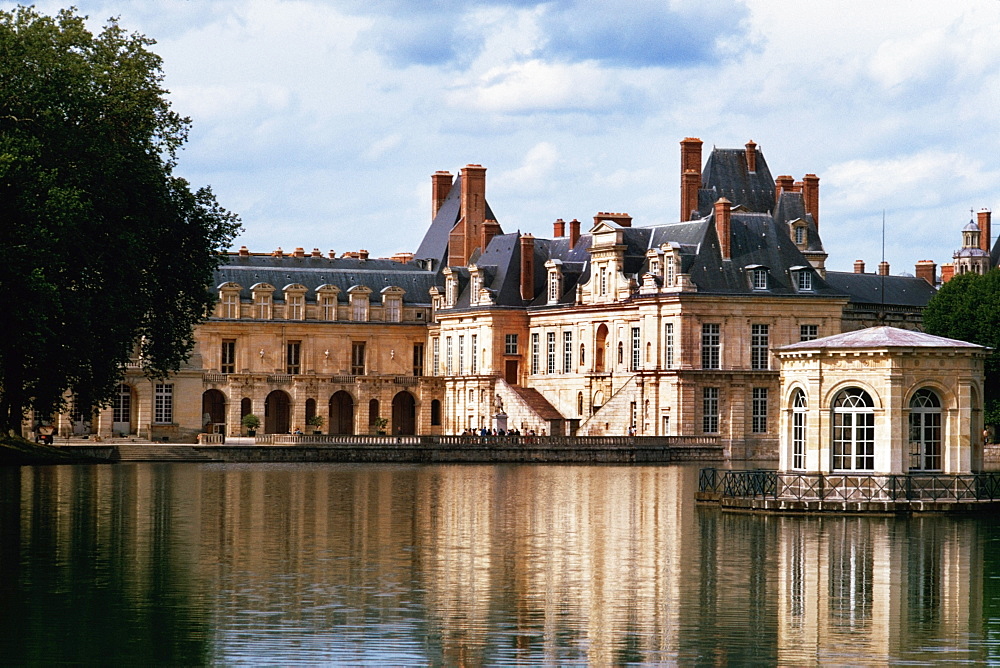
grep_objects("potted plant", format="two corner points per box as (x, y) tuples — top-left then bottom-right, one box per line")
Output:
(373, 416), (388, 435)
(241, 413), (261, 437)
(306, 414), (325, 434)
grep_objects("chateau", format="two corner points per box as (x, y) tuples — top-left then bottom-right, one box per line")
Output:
(48, 138), (949, 457)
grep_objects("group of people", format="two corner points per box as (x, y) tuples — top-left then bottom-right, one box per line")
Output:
(460, 427), (544, 437)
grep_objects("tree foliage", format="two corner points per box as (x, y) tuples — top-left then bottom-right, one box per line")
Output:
(0, 7), (240, 431)
(923, 269), (1000, 425)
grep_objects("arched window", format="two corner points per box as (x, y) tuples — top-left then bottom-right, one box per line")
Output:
(832, 388), (874, 471)
(791, 389), (807, 470)
(909, 388), (942, 471)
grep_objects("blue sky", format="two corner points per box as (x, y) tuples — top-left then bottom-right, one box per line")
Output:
(11, 0), (1000, 274)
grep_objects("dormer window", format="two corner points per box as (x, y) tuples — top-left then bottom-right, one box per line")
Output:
(381, 286), (404, 323)
(443, 270), (458, 307)
(666, 254), (675, 287)
(348, 285), (371, 321)
(250, 283), (274, 319)
(747, 266), (768, 291)
(218, 282), (242, 319)
(791, 266), (813, 292)
(789, 219), (809, 249)
(545, 259), (563, 304)
(283, 284), (307, 320)
(316, 284), (340, 321)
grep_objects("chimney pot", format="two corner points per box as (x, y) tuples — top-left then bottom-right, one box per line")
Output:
(878, 261), (890, 276)
(238, 245), (250, 257)
(359, 249), (369, 261)
(273, 247), (284, 258)
(941, 263), (956, 283)
(854, 259), (865, 274)
(553, 218), (566, 237)
(745, 140), (757, 173)
(311, 248), (321, 257)
(293, 247), (305, 258)
(328, 250), (336, 258)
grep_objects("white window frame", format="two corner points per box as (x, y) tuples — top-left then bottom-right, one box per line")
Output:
(154, 383), (173, 424)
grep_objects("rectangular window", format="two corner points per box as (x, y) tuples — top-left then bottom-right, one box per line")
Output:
(796, 271), (813, 291)
(752, 268), (767, 290)
(221, 340), (236, 374)
(154, 383), (173, 424)
(222, 292), (239, 319)
(458, 335), (465, 374)
(666, 258), (675, 287)
(286, 341), (301, 374)
(548, 274), (559, 302)
(701, 323), (721, 369)
(413, 343), (424, 376)
(385, 297), (401, 322)
(446, 337), (453, 375)
(631, 326), (641, 371)
(563, 331), (573, 373)
(351, 342), (366, 375)
(254, 293), (271, 319)
(702, 387), (719, 434)
(752, 387), (768, 433)
(751, 324), (769, 370)
(432, 338), (440, 376)
(531, 333), (540, 375)
(547, 332), (556, 374)
(287, 294), (304, 320)
(322, 295), (337, 321)
(665, 323), (674, 369)
(352, 298), (368, 322)
(800, 324), (818, 342)
(505, 334), (518, 355)
(600, 267), (608, 295)
(470, 334), (478, 374)
(793, 407), (806, 470)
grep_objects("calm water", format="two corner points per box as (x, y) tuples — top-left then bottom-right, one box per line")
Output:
(3, 463), (1000, 666)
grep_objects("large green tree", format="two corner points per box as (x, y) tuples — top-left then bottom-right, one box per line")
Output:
(923, 269), (1000, 426)
(0, 7), (240, 432)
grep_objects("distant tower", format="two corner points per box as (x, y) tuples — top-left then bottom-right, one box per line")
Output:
(953, 215), (991, 276)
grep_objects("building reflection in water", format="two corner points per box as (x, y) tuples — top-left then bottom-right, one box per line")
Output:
(1, 463), (995, 664)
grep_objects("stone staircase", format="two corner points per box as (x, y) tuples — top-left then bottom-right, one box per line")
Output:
(508, 385), (563, 421)
(112, 443), (223, 462)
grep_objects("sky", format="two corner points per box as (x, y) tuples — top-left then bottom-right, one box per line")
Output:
(9, 0), (1000, 274)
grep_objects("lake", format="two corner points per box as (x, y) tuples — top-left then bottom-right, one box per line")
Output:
(2, 462), (1000, 665)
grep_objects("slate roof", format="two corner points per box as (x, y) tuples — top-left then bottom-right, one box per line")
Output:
(778, 326), (984, 351)
(696, 147), (776, 217)
(823, 271), (937, 307)
(214, 255), (439, 304)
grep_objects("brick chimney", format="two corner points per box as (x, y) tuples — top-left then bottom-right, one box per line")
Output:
(714, 198), (732, 260)
(774, 175), (795, 201)
(745, 140), (757, 173)
(854, 259), (866, 274)
(358, 249), (369, 261)
(802, 174), (820, 229)
(431, 171), (453, 221)
(941, 263), (955, 283)
(680, 137), (703, 221)
(238, 245), (250, 257)
(519, 234), (535, 301)
(553, 218), (565, 237)
(293, 247), (305, 258)
(481, 219), (501, 254)
(273, 247), (284, 258)
(328, 249), (336, 258)
(447, 164), (488, 267)
(878, 261), (889, 276)
(568, 219), (581, 248)
(978, 209), (992, 253)
(311, 248), (322, 257)
(915, 260), (936, 286)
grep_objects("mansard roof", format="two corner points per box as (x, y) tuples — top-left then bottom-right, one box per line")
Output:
(773, 191), (824, 254)
(778, 325), (983, 351)
(696, 147), (776, 217)
(213, 254), (439, 304)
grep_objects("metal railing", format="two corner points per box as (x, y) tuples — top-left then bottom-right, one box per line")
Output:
(255, 434), (720, 449)
(699, 468), (1000, 502)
